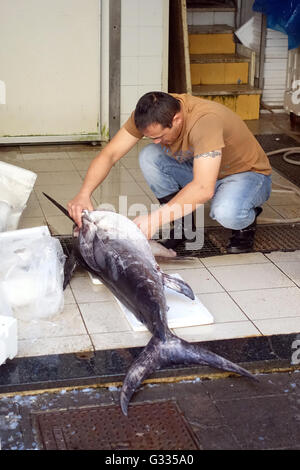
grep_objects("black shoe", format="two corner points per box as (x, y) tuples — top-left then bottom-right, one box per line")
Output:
(157, 192), (196, 250)
(226, 207), (262, 254)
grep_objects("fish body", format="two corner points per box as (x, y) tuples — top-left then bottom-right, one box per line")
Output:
(42, 193), (257, 415)
(77, 210), (190, 338)
(77, 210), (257, 415)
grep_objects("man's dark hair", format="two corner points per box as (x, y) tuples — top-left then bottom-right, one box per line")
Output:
(134, 92), (181, 131)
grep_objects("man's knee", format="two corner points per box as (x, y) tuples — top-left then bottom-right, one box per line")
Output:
(139, 143), (161, 171)
(211, 203), (254, 230)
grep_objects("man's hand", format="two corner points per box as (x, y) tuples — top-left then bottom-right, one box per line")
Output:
(67, 194), (94, 228)
(133, 212), (160, 239)
(67, 128), (140, 228)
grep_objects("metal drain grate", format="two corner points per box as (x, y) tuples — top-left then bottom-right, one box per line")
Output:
(207, 223), (300, 255)
(56, 223), (300, 260)
(173, 224), (300, 257)
(175, 235), (221, 258)
(57, 235), (73, 257)
(32, 401), (199, 450)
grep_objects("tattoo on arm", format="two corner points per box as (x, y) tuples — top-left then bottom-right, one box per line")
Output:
(194, 150), (222, 159)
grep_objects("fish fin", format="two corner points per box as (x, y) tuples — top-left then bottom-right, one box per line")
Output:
(162, 273), (195, 300)
(63, 251), (78, 289)
(120, 333), (257, 416)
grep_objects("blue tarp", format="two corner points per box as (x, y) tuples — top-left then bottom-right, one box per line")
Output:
(253, 0), (300, 50)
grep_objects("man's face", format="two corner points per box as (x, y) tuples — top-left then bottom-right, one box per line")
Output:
(142, 113), (182, 146)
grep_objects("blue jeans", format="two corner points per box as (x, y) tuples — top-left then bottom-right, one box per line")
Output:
(139, 143), (272, 230)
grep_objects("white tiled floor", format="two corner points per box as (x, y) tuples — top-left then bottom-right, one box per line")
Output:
(1, 114), (300, 358)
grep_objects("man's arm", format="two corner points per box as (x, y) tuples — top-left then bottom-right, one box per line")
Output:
(134, 150), (222, 238)
(68, 127), (140, 226)
(164, 149), (222, 214)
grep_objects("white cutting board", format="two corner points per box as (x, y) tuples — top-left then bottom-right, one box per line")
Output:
(115, 273), (214, 331)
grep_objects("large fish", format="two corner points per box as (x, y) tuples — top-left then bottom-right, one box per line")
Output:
(43, 193), (257, 416)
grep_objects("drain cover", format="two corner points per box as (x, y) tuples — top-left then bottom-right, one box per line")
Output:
(57, 235), (73, 256)
(175, 235), (221, 258)
(32, 400), (199, 450)
(57, 223), (300, 260)
(208, 223), (300, 254)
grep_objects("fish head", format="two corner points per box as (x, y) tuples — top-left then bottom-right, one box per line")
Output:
(76, 210), (101, 270)
(78, 209), (118, 249)
(79, 210), (98, 243)
(80, 209), (141, 242)
(79, 209), (125, 247)
(73, 225), (80, 238)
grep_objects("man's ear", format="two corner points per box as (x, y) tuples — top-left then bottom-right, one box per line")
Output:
(172, 112), (181, 127)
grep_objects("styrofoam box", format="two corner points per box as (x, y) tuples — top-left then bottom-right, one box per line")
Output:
(0, 225), (50, 242)
(0, 315), (18, 365)
(0, 161), (37, 231)
(116, 273), (214, 331)
(0, 226), (52, 307)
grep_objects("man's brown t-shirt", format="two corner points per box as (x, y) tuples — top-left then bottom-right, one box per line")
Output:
(123, 93), (271, 179)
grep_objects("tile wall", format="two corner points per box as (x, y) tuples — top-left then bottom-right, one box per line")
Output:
(186, 10), (235, 27)
(120, 0), (168, 126)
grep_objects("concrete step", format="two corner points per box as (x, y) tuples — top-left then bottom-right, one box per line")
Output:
(191, 59), (249, 86)
(190, 53), (250, 63)
(192, 84), (262, 120)
(187, 4), (236, 12)
(189, 28), (235, 54)
(188, 24), (234, 34)
(192, 84), (262, 95)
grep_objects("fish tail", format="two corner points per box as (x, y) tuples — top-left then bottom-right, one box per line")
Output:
(120, 333), (257, 416)
(120, 336), (160, 416)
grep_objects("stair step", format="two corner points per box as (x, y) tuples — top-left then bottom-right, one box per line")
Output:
(191, 60), (249, 86)
(192, 88), (261, 120)
(188, 24), (234, 34)
(190, 53), (250, 64)
(189, 31), (235, 54)
(192, 84), (262, 96)
(187, 0), (236, 5)
(188, 6), (236, 12)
